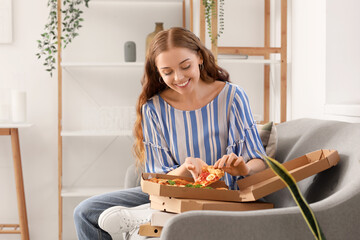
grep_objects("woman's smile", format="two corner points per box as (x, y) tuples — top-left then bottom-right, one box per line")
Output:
(175, 79), (190, 88)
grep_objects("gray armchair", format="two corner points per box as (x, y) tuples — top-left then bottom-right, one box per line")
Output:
(118, 118), (360, 239)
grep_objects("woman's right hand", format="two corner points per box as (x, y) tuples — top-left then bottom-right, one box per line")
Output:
(184, 157), (208, 181)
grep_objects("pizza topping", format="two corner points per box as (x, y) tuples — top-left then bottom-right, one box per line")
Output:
(194, 166), (225, 187)
(146, 165), (225, 189)
(206, 173), (216, 181)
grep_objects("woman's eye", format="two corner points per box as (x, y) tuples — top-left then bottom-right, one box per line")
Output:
(182, 65), (191, 70)
(164, 71), (172, 76)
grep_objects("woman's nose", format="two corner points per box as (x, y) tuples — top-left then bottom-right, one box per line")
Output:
(174, 71), (184, 81)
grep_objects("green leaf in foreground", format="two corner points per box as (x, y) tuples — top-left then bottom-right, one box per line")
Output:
(256, 150), (326, 240)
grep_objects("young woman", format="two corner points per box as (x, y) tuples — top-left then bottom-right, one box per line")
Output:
(74, 27), (267, 240)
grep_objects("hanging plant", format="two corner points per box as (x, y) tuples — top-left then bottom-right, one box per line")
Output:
(36, 0), (90, 77)
(202, 0), (225, 44)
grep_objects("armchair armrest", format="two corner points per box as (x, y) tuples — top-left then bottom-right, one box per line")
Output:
(124, 164), (142, 189)
(160, 182), (360, 240)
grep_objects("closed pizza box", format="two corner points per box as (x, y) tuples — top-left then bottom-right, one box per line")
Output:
(150, 195), (274, 214)
(138, 223), (162, 237)
(141, 149), (339, 202)
(150, 210), (177, 227)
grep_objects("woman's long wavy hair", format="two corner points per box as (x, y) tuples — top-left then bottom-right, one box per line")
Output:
(133, 27), (230, 167)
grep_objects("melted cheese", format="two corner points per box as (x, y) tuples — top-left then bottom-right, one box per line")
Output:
(206, 173), (216, 181)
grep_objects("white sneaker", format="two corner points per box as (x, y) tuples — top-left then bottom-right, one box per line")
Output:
(98, 203), (158, 235)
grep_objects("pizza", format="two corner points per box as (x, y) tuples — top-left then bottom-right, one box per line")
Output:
(194, 166), (225, 187)
(145, 166), (226, 189)
(148, 178), (192, 187)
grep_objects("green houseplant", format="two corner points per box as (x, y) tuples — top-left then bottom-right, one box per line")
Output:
(36, 0), (90, 77)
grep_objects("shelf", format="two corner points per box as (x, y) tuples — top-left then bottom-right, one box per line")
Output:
(218, 56), (281, 65)
(61, 62), (144, 69)
(89, 0), (183, 3)
(61, 187), (124, 197)
(0, 123), (32, 128)
(61, 130), (133, 137)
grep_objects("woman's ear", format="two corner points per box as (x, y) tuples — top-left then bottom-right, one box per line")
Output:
(197, 50), (203, 63)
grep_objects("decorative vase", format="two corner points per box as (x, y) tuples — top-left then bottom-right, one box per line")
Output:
(124, 41), (136, 62)
(146, 22), (164, 55)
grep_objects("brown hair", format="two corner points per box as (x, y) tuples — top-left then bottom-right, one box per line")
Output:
(133, 27), (229, 166)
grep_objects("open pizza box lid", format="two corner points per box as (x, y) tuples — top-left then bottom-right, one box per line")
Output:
(141, 149), (340, 202)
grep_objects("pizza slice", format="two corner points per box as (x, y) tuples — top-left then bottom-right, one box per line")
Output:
(194, 165), (225, 187)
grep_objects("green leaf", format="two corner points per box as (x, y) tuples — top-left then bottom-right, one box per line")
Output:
(256, 151), (326, 240)
(167, 180), (176, 185)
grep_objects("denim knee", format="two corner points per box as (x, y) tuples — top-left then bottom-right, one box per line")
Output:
(74, 198), (93, 224)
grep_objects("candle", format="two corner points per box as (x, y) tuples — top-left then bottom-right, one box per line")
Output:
(11, 90), (27, 123)
(0, 104), (10, 122)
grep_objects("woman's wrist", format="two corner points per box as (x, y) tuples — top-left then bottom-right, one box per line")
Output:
(244, 158), (266, 176)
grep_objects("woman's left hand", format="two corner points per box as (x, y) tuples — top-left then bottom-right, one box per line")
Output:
(214, 153), (250, 176)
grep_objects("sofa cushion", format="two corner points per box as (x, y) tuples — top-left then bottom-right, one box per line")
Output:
(257, 121), (277, 158)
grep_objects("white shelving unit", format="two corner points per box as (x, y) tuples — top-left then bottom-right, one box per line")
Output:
(218, 58), (281, 65)
(61, 62), (144, 69)
(57, 0), (186, 239)
(61, 187), (124, 198)
(61, 129), (133, 137)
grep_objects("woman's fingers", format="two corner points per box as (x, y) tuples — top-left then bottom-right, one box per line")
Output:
(215, 155), (229, 169)
(186, 164), (195, 170)
(226, 153), (238, 168)
(233, 156), (244, 167)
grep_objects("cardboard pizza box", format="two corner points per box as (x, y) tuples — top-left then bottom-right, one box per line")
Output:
(141, 173), (243, 202)
(141, 149), (339, 202)
(150, 210), (178, 227)
(236, 149), (340, 201)
(138, 223), (162, 237)
(150, 195), (274, 214)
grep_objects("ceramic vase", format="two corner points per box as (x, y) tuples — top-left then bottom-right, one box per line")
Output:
(146, 22), (164, 55)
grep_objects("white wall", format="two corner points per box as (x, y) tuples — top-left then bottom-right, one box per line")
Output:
(0, 0), (58, 240)
(291, 0), (360, 123)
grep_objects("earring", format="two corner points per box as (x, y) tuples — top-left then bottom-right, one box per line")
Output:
(199, 63), (204, 70)
(159, 77), (163, 83)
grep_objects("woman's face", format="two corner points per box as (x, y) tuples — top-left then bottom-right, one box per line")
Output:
(155, 47), (203, 95)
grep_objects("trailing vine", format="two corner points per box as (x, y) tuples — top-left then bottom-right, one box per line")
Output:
(36, 0), (90, 77)
(202, 0), (225, 44)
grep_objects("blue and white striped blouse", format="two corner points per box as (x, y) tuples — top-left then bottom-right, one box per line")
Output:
(142, 82), (266, 189)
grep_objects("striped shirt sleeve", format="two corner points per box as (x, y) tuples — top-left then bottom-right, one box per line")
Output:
(225, 87), (266, 190)
(142, 102), (179, 174)
(227, 87), (266, 161)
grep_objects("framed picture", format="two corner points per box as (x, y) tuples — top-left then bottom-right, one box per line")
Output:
(0, 0), (12, 44)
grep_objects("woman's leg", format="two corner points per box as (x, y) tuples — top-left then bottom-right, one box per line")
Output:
(74, 186), (150, 240)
